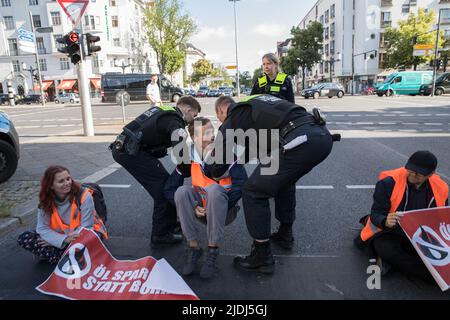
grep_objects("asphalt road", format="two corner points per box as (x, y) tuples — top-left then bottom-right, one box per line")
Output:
(1, 95), (450, 299)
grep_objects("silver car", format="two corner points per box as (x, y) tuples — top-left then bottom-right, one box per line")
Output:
(54, 93), (80, 104)
(0, 111), (20, 183)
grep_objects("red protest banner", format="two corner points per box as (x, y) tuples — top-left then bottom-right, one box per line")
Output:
(400, 207), (450, 291)
(36, 228), (198, 300)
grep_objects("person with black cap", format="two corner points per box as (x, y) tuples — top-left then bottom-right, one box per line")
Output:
(355, 150), (449, 281)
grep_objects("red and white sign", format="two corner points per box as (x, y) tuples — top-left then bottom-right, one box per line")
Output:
(57, 0), (89, 27)
(36, 229), (199, 300)
(400, 207), (450, 291)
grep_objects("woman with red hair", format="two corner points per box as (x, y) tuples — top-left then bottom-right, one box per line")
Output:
(18, 165), (107, 264)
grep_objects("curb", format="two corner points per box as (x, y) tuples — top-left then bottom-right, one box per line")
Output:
(0, 198), (37, 238)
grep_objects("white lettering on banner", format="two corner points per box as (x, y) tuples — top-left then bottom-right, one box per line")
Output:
(412, 225), (450, 267)
(440, 223), (450, 241)
(366, 265), (381, 290)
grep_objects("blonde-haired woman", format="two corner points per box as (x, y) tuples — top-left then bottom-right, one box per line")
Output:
(250, 53), (295, 103)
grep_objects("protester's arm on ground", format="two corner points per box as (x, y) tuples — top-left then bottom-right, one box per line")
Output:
(36, 209), (67, 249)
(370, 177), (395, 229)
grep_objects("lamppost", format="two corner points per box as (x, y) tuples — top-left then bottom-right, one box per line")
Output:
(229, 0), (240, 97)
(431, 9), (443, 98)
(114, 58), (132, 74)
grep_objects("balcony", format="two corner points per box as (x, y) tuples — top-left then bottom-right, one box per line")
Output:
(381, 0), (393, 6)
(381, 20), (392, 28)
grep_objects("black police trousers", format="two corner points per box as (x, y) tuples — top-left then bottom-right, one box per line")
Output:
(112, 148), (177, 237)
(242, 124), (333, 240)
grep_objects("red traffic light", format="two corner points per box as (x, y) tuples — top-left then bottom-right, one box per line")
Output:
(68, 32), (79, 43)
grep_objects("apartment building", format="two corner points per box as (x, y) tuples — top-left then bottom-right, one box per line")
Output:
(0, 0), (158, 98)
(290, 0), (450, 93)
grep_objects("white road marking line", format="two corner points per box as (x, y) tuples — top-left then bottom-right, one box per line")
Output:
(15, 125), (41, 129)
(355, 122), (374, 125)
(399, 114), (414, 117)
(424, 123), (443, 126)
(418, 114), (432, 116)
(382, 114), (397, 117)
(378, 122), (396, 125)
(436, 114), (450, 116)
(99, 184), (131, 188)
(403, 123), (419, 125)
(348, 114), (361, 117)
(81, 163), (122, 183)
(42, 125), (58, 128)
(296, 186), (334, 190)
(346, 185), (375, 189)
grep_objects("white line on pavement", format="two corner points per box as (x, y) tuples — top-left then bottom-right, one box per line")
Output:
(346, 185), (375, 189)
(424, 123), (443, 125)
(296, 186), (334, 190)
(82, 163), (122, 183)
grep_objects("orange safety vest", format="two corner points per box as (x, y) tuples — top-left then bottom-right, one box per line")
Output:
(360, 167), (448, 242)
(191, 162), (232, 207)
(49, 189), (108, 239)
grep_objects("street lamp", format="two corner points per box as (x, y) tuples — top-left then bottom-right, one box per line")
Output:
(114, 58), (132, 74)
(431, 9), (443, 97)
(229, 0), (240, 97)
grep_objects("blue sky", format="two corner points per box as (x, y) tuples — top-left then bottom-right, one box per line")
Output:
(181, 0), (317, 73)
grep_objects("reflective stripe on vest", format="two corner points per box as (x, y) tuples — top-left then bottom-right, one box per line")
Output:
(258, 75), (268, 88)
(191, 162), (232, 207)
(49, 189), (108, 239)
(360, 167), (449, 242)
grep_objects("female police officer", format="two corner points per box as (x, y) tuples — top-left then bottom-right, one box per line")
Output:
(250, 53), (295, 103)
(251, 53), (297, 250)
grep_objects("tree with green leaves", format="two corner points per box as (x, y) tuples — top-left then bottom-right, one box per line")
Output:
(239, 71), (252, 88)
(191, 59), (212, 84)
(384, 8), (445, 70)
(281, 21), (323, 90)
(144, 0), (197, 76)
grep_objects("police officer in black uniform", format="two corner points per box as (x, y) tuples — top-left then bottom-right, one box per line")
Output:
(251, 53), (298, 250)
(111, 96), (201, 248)
(207, 95), (339, 274)
(250, 53), (295, 103)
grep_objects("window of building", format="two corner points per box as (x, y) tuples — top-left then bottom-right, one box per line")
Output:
(325, 10), (329, 23)
(402, 4), (410, 14)
(382, 12), (391, 27)
(32, 15), (41, 28)
(51, 12), (61, 25)
(60, 57), (69, 70)
(330, 4), (335, 19)
(29, 0), (38, 5)
(325, 62), (329, 73)
(1, 0), (12, 7)
(330, 41), (335, 55)
(112, 16), (119, 27)
(330, 23), (335, 37)
(442, 8), (450, 23)
(110, 0), (117, 6)
(320, 15), (324, 25)
(93, 55), (99, 68)
(113, 38), (121, 47)
(54, 34), (63, 49)
(39, 58), (47, 72)
(320, 63), (324, 74)
(36, 37), (46, 54)
(12, 60), (20, 72)
(8, 38), (18, 56)
(352, 15), (355, 30)
(325, 44), (329, 56)
(3, 16), (14, 29)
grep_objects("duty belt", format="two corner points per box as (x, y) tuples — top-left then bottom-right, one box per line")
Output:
(280, 115), (316, 138)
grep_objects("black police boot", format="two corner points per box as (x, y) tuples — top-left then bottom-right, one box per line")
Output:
(270, 224), (294, 250)
(172, 221), (182, 235)
(182, 246), (203, 276)
(233, 241), (275, 274)
(151, 232), (183, 249)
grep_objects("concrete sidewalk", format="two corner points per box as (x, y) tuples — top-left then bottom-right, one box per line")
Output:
(0, 124), (123, 236)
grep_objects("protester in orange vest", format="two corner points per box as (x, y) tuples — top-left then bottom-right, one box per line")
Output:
(355, 151), (449, 280)
(18, 165), (107, 264)
(164, 117), (247, 279)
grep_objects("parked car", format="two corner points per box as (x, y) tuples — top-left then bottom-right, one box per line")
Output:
(207, 89), (220, 97)
(54, 93), (80, 104)
(242, 88), (252, 96)
(101, 73), (184, 103)
(183, 88), (196, 96)
(17, 94), (45, 104)
(0, 94), (9, 105)
(222, 88), (234, 96)
(0, 111), (20, 183)
(375, 71), (433, 97)
(419, 72), (450, 96)
(301, 83), (345, 99)
(196, 86), (209, 98)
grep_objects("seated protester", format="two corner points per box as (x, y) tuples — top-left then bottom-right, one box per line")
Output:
(18, 166), (108, 265)
(164, 117), (247, 279)
(355, 151), (448, 281)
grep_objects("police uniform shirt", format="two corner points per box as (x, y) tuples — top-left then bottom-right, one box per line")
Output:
(251, 74), (295, 103)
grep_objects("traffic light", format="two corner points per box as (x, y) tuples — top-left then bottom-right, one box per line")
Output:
(85, 33), (101, 56)
(57, 32), (81, 64)
(32, 71), (39, 82)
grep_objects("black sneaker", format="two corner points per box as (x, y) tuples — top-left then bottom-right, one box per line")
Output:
(270, 224), (294, 250)
(183, 247), (203, 276)
(200, 247), (219, 279)
(151, 232), (183, 249)
(234, 241), (275, 274)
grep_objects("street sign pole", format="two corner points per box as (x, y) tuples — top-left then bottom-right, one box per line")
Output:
(121, 95), (126, 123)
(77, 15), (95, 136)
(29, 11), (45, 107)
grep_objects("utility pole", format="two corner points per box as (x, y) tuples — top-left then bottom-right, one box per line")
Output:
(431, 9), (442, 98)
(230, 0), (240, 97)
(77, 19), (95, 136)
(29, 11), (45, 107)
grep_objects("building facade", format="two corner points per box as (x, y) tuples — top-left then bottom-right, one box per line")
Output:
(0, 0), (158, 99)
(292, 0), (450, 93)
